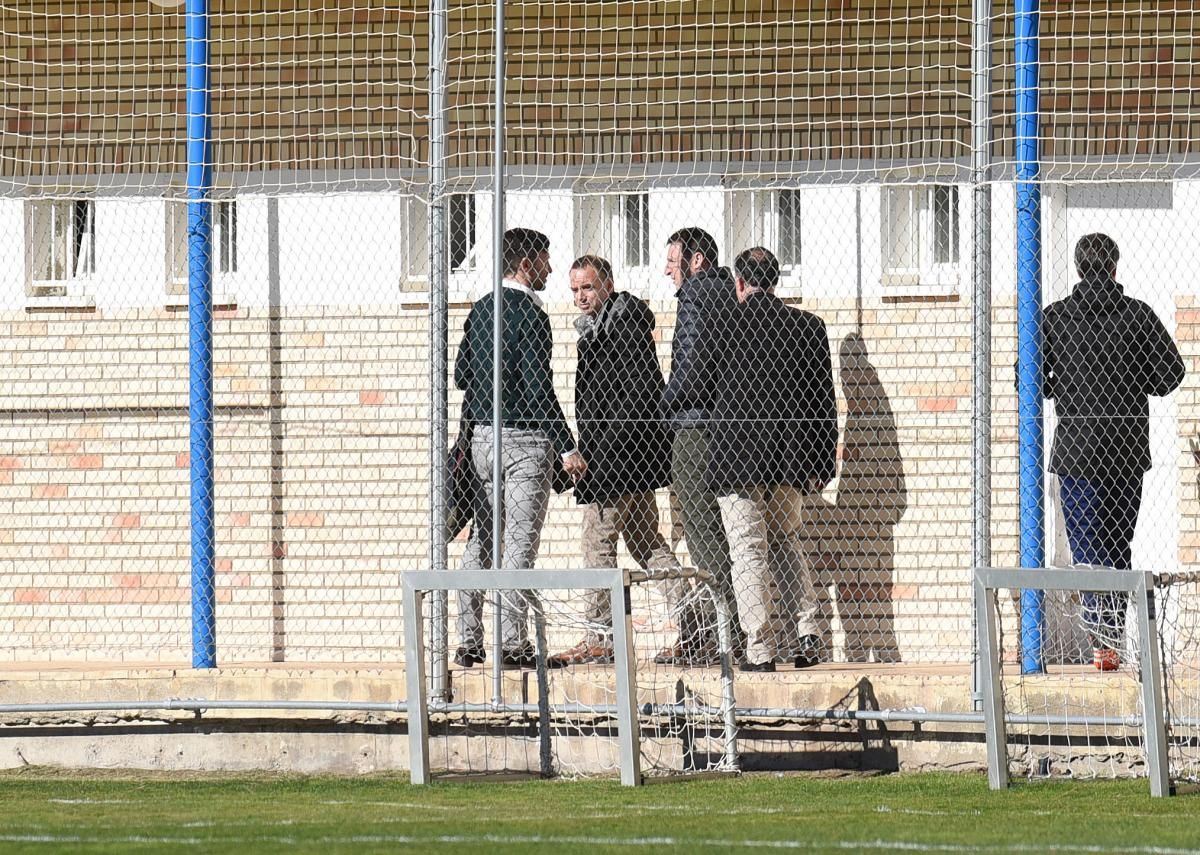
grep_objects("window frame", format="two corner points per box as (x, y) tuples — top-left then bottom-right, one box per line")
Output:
(26, 197), (96, 301)
(724, 188), (802, 295)
(881, 183), (962, 295)
(573, 191), (652, 275)
(165, 199), (240, 304)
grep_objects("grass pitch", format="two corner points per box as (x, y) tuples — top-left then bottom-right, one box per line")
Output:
(0, 769), (1197, 853)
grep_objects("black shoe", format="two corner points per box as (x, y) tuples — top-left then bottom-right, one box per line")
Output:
(454, 646), (485, 668)
(794, 634), (822, 669)
(739, 660), (776, 673)
(501, 641), (538, 670)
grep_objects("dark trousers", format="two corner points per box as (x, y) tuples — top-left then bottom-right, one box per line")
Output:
(671, 427), (739, 641)
(1059, 475), (1144, 648)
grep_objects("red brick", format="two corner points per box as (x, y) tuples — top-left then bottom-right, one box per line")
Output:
(0, 457), (22, 470)
(917, 397), (959, 413)
(176, 453), (190, 468)
(360, 390), (386, 405)
(33, 485), (68, 499)
(69, 455), (103, 469)
(13, 589), (47, 604)
(286, 512), (324, 527)
(112, 513), (141, 529)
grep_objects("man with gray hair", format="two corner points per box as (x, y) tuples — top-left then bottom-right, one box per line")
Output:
(708, 247), (838, 672)
(1041, 232), (1184, 671)
(548, 255), (696, 666)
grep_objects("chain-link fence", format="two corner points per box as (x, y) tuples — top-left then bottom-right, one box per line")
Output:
(3, 1), (1200, 782)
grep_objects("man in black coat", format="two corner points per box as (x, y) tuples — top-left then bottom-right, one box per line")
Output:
(709, 247), (838, 672)
(549, 256), (697, 665)
(658, 227), (739, 664)
(1042, 233), (1184, 670)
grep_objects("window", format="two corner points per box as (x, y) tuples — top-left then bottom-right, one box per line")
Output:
(725, 189), (801, 285)
(401, 196), (430, 288)
(27, 199), (95, 297)
(622, 193), (650, 268)
(166, 200), (238, 295)
(881, 184), (960, 290)
(574, 193), (651, 271)
(449, 194), (476, 272)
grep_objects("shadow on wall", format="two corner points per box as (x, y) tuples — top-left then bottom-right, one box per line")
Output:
(802, 332), (907, 663)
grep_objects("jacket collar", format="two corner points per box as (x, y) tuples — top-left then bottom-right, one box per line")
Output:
(574, 290), (626, 340)
(474, 277), (544, 309)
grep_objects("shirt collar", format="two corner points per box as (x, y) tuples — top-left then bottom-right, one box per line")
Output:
(475, 277), (544, 309)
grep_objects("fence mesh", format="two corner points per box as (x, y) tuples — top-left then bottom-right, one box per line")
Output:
(1, 0), (1199, 784)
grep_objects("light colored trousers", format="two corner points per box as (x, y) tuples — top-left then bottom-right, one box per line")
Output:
(579, 490), (690, 642)
(718, 485), (818, 665)
(457, 427), (553, 650)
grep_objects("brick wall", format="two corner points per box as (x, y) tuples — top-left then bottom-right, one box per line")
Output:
(4, 3), (1200, 184)
(0, 295), (1021, 665)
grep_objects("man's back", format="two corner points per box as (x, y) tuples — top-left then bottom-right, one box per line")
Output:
(664, 266), (738, 429)
(708, 292), (838, 493)
(1044, 275), (1184, 479)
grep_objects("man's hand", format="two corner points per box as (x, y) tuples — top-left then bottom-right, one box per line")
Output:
(563, 451), (588, 481)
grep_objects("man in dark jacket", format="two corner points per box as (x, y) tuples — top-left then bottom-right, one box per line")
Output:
(453, 227), (587, 670)
(658, 227), (740, 664)
(549, 256), (696, 665)
(709, 247), (838, 672)
(1042, 233), (1184, 670)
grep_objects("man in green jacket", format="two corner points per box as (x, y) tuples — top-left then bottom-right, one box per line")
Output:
(453, 227), (587, 669)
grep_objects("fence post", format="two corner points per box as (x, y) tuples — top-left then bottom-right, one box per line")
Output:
(1015, 0), (1045, 675)
(429, 0), (450, 702)
(489, 0), (508, 709)
(186, 0), (216, 669)
(971, 0), (994, 708)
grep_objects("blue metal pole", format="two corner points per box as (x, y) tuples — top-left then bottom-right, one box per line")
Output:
(1015, 0), (1044, 674)
(187, 0), (216, 669)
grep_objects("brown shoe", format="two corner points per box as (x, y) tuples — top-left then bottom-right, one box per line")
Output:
(653, 640), (686, 665)
(548, 639), (614, 667)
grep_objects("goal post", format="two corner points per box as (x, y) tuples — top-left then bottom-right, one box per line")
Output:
(403, 567), (738, 786)
(976, 566), (1171, 797)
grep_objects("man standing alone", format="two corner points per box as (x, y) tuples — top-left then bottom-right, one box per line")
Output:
(453, 227), (587, 669)
(1042, 233), (1184, 670)
(709, 247), (838, 672)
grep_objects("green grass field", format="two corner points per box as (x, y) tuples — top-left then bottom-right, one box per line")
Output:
(0, 769), (1197, 854)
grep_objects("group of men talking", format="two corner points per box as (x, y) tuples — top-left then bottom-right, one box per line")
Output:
(452, 225), (1185, 675)
(453, 225), (838, 673)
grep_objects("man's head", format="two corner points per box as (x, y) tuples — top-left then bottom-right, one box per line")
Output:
(569, 255), (615, 316)
(733, 247), (781, 303)
(503, 227), (552, 290)
(665, 227), (719, 288)
(1075, 233), (1119, 280)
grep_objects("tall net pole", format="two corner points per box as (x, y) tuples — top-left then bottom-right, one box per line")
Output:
(186, 0), (216, 669)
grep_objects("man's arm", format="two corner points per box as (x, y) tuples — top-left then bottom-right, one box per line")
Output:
(519, 307), (577, 457)
(453, 310), (472, 391)
(1142, 305), (1185, 397)
(664, 292), (705, 414)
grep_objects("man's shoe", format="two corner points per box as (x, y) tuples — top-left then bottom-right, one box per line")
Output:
(454, 646), (485, 668)
(794, 634), (822, 669)
(1094, 647), (1120, 672)
(739, 660), (776, 673)
(501, 641), (538, 670)
(549, 639), (614, 667)
(653, 640), (686, 665)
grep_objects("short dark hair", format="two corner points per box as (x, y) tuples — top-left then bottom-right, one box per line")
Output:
(503, 227), (551, 276)
(570, 254), (613, 286)
(1074, 233), (1119, 278)
(667, 227), (719, 268)
(734, 247), (780, 292)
